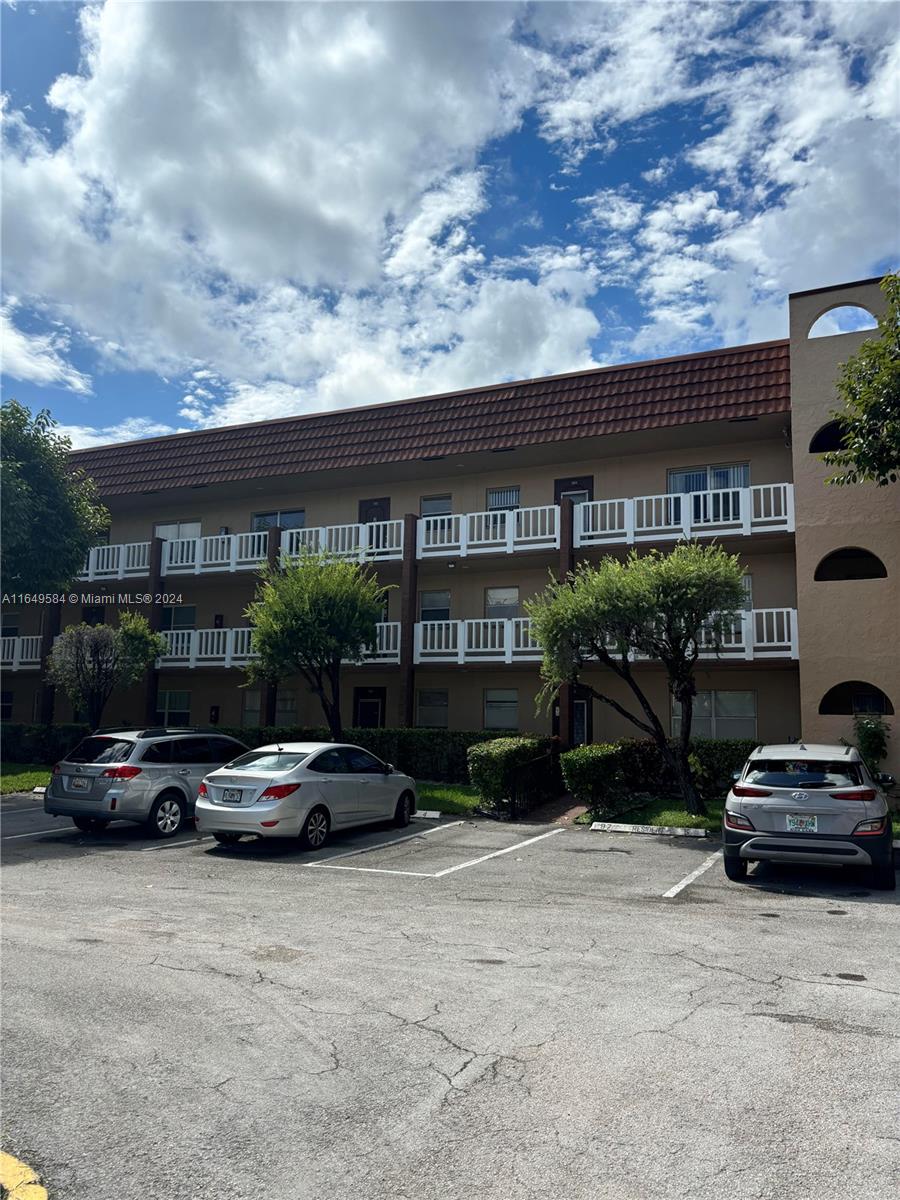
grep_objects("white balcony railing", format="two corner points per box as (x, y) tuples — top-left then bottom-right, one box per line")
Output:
(1, 635), (43, 671)
(163, 531), (270, 575)
(81, 541), (152, 580)
(576, 484), (794, 548)
(417, 505), (559, 558)
(157, 623), (401, 668)
(601, 608), (797, 661)
(281, 521), (404, 562)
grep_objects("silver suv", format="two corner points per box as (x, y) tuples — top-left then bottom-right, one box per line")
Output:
(44, 728), (248, 838)
(723, 743), (896, 890)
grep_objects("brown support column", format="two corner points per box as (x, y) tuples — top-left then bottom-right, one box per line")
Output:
(557, 497), (576, 749)
(144, 536), (165, 724)
(398, 513), (419, 728)
(262, 526), (282, 727)
(37, 602), (63, 725)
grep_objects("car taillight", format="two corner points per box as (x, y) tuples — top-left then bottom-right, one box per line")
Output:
(259, 783), (301, 800)
(101, 766), (142, 779)
(724, 810), (755, 830)
(198, 782), (208, 797)
(829, 788), (876, 801)
(732, 785), (771, 797)
(853, 817), (886, 836)
(52, 763), (61, 775)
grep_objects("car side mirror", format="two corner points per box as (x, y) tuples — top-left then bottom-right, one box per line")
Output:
(878, 773), (895, 787)
(384, 763), (395, 774)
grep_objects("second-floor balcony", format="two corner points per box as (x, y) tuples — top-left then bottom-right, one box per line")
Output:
(1, 635), (43, 671)
(157, 622), (402, 668)
(76, 483), (795, 581)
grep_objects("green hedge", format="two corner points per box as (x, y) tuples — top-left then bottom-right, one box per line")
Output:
(467, 736), (559, 815)
(561, 737), (759, 817)
(1, 723), (91, 765)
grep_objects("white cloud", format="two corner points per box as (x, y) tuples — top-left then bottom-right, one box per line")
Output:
(1, 301), (92, 394)
(59, 416), (182, 450)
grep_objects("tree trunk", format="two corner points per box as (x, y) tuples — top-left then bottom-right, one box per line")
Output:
(323, 662), (343, 741)
(671, 745), (705, 816)
(87, 690), (107, 732)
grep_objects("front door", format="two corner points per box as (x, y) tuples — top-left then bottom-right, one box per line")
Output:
(554, 475), (594, 506)
(353, 686), (386, 729)
(359, 498), (391, 524)
(573, 699), (590, 747)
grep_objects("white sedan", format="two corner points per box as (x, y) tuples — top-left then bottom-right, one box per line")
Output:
(195, 742), (418, 850)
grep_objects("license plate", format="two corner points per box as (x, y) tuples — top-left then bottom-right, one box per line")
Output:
(222, 788), (242, 804)
(787, 813), (817, 833)
(70, 776), (90, 791)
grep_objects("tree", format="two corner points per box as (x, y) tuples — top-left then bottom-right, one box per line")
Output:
(1, 400), (110, 592)
(47, 612), (167, 730)
(244, 553), (391, 740)
(823, 273), (900, 487)
(525, 543), (746, 815)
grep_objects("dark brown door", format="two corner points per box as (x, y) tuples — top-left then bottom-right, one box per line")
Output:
(353, 686), (386, 729)
(359, 498), (391, 524)
(554, 476), (594, 504)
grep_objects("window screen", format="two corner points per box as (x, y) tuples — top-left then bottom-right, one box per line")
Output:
(485, 688), (518, 730)
(421, 495), (452, 516)
(155, 691), (191, 726)
(160, 606), (197, 631)
(486, 486), (520, 511)
(252, 510), (306, 531)
(417, 690), (448, 728)
(667, 464), (750, 494)
(672, 691), (756, 739)
(154, 521), (201, 541)
(420, 591), (451, 622)
(485, 587), (519, 619)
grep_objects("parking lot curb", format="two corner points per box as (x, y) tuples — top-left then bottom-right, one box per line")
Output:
(590, 821), (707, 838)
(0, 1151), (49, 1200)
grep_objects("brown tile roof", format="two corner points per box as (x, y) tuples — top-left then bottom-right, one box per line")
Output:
(71, 339), (790, 496)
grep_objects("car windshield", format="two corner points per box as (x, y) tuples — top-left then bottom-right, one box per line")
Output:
(744, 760), (862, 789)
(224, 750), (309, 772)
(66, 737), (134, 764)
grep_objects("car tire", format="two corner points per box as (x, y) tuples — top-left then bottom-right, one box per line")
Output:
(72, 816), (109, 833)
(723, 854), (748, 881)
(213, 832), (243, 846)
(393, 791), (414, 828)
(147, 792), (185, 839)
(299, 806), (330, 851)
(871, 858), (896, 891)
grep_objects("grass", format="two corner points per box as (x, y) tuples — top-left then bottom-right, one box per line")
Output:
(417, 781), (482, 816)
(1, 763), (51, 795)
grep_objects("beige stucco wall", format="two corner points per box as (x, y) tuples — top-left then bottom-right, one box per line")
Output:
(789, 279), (900, 774)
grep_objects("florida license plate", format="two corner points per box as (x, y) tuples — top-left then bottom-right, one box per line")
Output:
(222, 788), (242, 804)
(787, 813), (817, 833)
(70, 776), (90, 791)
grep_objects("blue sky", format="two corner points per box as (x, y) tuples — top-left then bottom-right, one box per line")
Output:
(2, 1), (898, 447)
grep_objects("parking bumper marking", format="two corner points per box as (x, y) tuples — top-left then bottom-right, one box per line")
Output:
(309, 820), (465, 865)
(431, 826), (565, 877)
(662, 850), (722, 899)
(0, 1150), (49, 1200)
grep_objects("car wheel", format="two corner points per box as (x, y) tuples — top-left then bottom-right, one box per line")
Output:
(299, 806), (330, 851)
(393, 791), (413, 828)
(871, 858), (896, 891)
(213, 832), (243, 846)
(72, 816), (109, 833)
(147, 792), (185, 839)
(723, 854), (748, 881)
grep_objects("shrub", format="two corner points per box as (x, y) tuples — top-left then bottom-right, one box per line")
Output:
(560, 743), (630, 817)
(1, 723), (92, 765)
(853, 714), (891, 767)
(467, 736), (555, 813)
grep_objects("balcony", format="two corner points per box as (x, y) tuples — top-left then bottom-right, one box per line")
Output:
(575, 484), (794, 548)
(1, 636), (42, 671)
(75, 484), (794, 581)
(414, 610), (797, 664)
(157, 622), (402, 668)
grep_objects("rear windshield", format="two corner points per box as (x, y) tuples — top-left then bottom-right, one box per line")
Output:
(745, 760), (862, 789)
(66, 737), (134, 765)
(224, 750), (310, 772)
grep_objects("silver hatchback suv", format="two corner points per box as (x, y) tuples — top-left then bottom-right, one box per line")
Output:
(723, 743), (896, 890)
(44, 728), (248, 838)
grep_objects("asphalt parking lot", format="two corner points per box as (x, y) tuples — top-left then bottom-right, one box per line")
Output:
(2, 799), (898, 1200)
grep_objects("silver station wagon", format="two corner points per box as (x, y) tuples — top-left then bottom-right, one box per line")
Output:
(195, 742), (418, 850)
(722, 743), (896, 889)
(44, 728), (249, 837)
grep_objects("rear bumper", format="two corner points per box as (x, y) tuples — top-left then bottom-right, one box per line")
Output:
(195, 796), (305, 838)
(723, 824), (894, 868)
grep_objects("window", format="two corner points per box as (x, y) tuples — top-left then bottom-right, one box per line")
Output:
(485, 587), (519, 620)
(485, 688), (518, 730)
(209, 738), (246, 763)
(241, 689), (296, 726)
(154, 520), (201, 541)
(82, 606), (105, 626)
(160, 606), (197, 631)
(308, 748), (347, 774)
(420, 590), (450, 622)
(814, 548), (887, 581)
(808, 421), (845, 454)
(417, 689), (448, 729)
(807, 305), (877, 339)
(667, 464), (750, 494)
(421, 495), (452, 516)
(68, 737), (134, 764)
(486, 486), (520, 511)
(252, 509), (306, 532)
(155, 691), (191, 726)
(1, 691), (12, 721)
(672, 691), (757, 739)
(141, 741), (173, 764)
(172, 737), (215, 764)
(745, 759), (863, 789)
(342, 747), (385, 774)
(818, 681), (894, 716)
(1, 615), (19, 638)
(741, 575), (753, 611)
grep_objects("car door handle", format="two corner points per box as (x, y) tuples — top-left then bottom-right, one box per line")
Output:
(178, 769), (191, 776)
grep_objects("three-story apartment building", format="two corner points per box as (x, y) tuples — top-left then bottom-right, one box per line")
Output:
(3, 277), (897, 772)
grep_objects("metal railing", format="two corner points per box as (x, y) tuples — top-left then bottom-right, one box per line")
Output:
(417, 505), (559, 557)
(0, 635), (42, 671)
(282, 521), (404, 562)
(157, 622), (401, 667)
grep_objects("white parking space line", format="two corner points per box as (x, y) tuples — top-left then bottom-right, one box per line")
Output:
(431, 827), (565, 878)
(2, 807), (47, 816)
(305, 864), (435, 878)
(662, 850), (722, 899)
(309, 820), (465, 865)
(2, 829), (75, 841)
(139, 837), (214, 852)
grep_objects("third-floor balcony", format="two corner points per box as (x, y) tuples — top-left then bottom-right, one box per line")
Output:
(76, 483), (794, 580)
